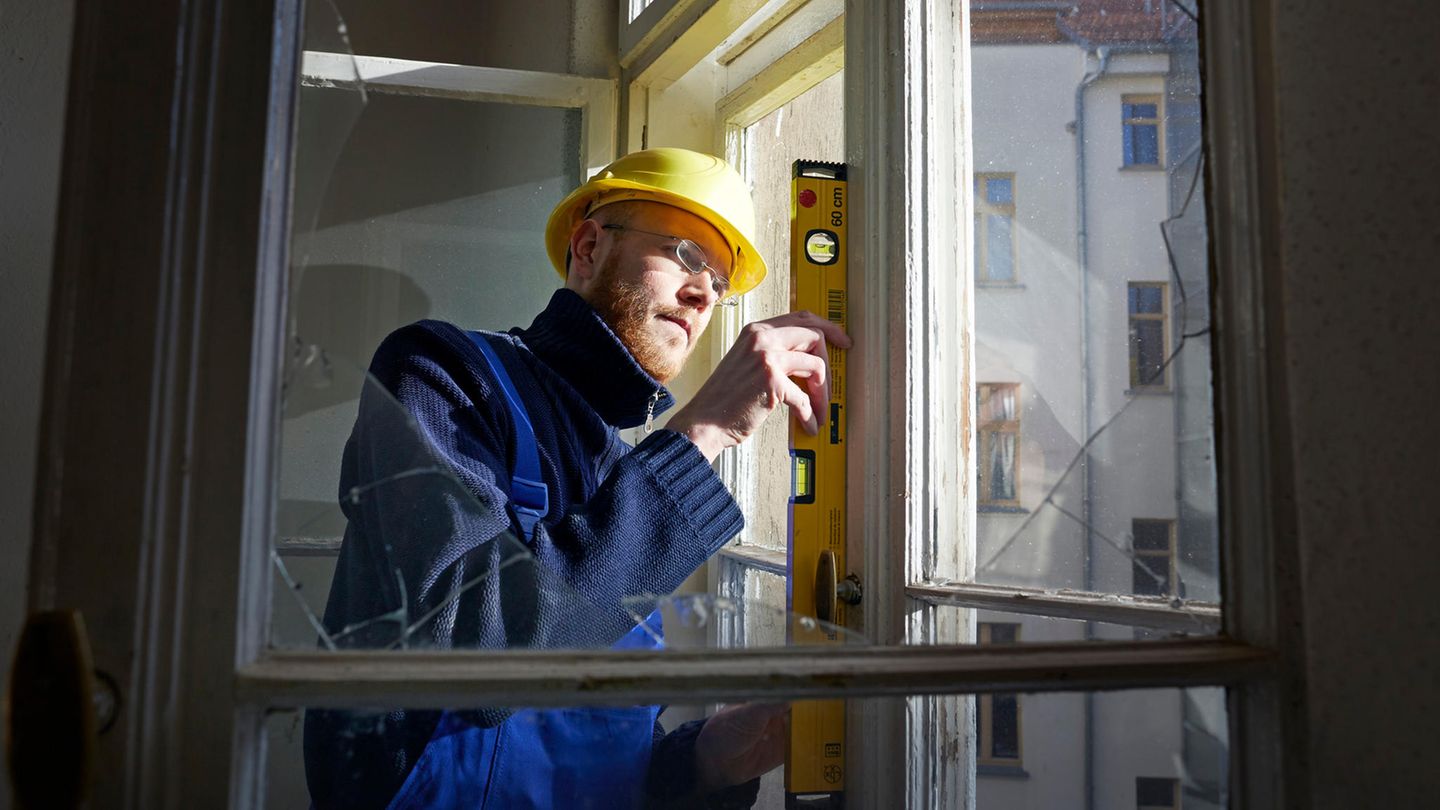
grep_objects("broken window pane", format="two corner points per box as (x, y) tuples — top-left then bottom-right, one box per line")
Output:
(967, 0), (1220, 613)
(271, 358), (861, 654)
(273, 16), (865, 659)
(262, 686), (1226, 808)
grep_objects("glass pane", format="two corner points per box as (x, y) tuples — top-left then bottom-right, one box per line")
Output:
(736, 69), (845, 557)
(985, 213), (1014, 280)
(1125, 102), (1159, 120)
(1127, 123), (1161, 165)
(1132, 319), (1167, 386)
(741, 567), (789, 648)
(1132, 553), (1173, 596)
(986, 431), (1018, 501)
(263, 687), (1227, 808)
(1130, 284), (1165, 314)
(968, 1), (1219, 611)
(985, 176), (1014, 204)
(728, 71), (845, 644)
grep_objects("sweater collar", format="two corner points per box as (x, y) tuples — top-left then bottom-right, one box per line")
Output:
(516, 289), (676, 429)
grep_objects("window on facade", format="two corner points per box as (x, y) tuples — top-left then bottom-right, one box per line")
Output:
(1129, 282), (1170, 389)
(1136, 776), (1181, 809)
(975, 173), (1016, 282)
(978, 383), (1020, 509)
(1123, 94), (1163, 167)
(976, 623), (1023, 768)
(1132, 519), (1177, 597)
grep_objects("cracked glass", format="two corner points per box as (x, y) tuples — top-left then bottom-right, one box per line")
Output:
(254, 0), (1230, 807)
(262, 686), (1227, 809)
(271, 0), (864, 657)
(954, 0), (1219, 630)
(271, 2), (1218, 653)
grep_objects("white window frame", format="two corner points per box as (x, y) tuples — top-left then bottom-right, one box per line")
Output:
(707, 9), (844, 644)
(217, 3), (1299, 809)
(299, 51), (616, 181)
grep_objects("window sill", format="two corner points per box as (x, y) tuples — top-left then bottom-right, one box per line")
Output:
(1124, 387), (1173, 397)
(976, 281), (1026, 291)
(979, 504), (1029, 515)
(977, 763), (1030, 779)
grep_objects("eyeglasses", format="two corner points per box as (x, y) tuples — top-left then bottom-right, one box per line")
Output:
(600, 224), (738, 307)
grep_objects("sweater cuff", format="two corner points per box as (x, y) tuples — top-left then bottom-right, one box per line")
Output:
(630, 429), (744, 552)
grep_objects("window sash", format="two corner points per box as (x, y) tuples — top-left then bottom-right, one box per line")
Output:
(978, 383), (1020, 506)
(976, 623), (1023, 766)
(1129, 281), (1171, 389)
(1122, 93), (1165, 167)
(236, 637), (1273, 709)
(227, 3), (1307, 801)
(975, 173), (1017, 282)
(1132, 519), (1178, 597)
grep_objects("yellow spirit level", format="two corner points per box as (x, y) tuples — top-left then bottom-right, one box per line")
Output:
(786, 160), (849, 809)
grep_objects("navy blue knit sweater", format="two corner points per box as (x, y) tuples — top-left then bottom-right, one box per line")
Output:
(303, 289), (751, 808)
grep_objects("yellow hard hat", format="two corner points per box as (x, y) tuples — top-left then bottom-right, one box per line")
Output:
(544, 148), (768, 298)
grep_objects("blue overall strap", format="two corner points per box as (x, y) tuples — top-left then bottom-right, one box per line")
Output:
(466, 331), (549, 543)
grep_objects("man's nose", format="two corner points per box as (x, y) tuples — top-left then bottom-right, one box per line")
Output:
(679, 271), (718, 309)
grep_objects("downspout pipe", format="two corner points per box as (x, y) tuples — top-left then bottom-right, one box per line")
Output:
(1074, 44), (1111, 810)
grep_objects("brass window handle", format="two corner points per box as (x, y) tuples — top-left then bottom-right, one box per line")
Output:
(6, 610), (116, 810)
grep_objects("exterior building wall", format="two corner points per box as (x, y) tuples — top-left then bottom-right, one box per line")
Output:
(973, 35), (1207, 810)
(972, 44), (1090, 594)
(1083, 63), (1180, 602)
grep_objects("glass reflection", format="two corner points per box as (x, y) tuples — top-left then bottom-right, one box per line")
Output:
(265, 687), (1226, 809)
(968, 0), (1219, 609)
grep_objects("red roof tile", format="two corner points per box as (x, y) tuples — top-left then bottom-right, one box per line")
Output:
(970, 0), (1197, 47)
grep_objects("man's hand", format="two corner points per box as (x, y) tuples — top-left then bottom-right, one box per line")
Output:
(694, 702), (789, 791)
(667, 311), (852, 462)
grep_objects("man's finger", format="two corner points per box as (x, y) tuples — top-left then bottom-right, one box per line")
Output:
(776, 349), (826, 387)
(804, 372), (828, 431)
(771, 310), (852, 348)
(778, 351), (828, 426)
(755, 324), (828, 353)
(778, 377), (817, 434)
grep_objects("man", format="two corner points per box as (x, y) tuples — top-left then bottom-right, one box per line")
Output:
(304, 148), (849, 808)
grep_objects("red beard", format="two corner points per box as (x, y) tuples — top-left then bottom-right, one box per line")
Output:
(587, 256), (692, 383)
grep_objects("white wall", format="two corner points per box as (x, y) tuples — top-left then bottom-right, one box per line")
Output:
(0, 2), (75, 808)
(971, 44), (1091, 593)
(1270, 0), (1440, 804)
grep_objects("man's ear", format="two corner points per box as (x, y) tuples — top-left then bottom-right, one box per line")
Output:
(566, 219), (604, 289)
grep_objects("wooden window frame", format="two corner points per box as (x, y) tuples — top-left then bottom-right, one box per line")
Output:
(1122, 92), (1165, 168)
(974, 173), (1018, 284)
(1129, 280), (1171, 391)
(1132, 518), (1178, 598)
(977, 382), (1021, 509)
(34, 0), (1309, 805)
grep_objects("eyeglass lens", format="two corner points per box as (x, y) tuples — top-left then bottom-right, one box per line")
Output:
(674, 241), (729, 296)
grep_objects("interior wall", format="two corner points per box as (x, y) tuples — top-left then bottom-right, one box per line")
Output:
(0, 9), (74, 810)
(1269, 0), (1440, 804)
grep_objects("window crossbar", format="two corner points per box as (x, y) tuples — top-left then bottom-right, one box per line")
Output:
(907, 581), (1220, 634)
(716, 543), (788, 576)
(238, 638), (1268, 709)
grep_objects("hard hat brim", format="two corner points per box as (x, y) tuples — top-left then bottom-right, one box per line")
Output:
(544, 178), (768, 299)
